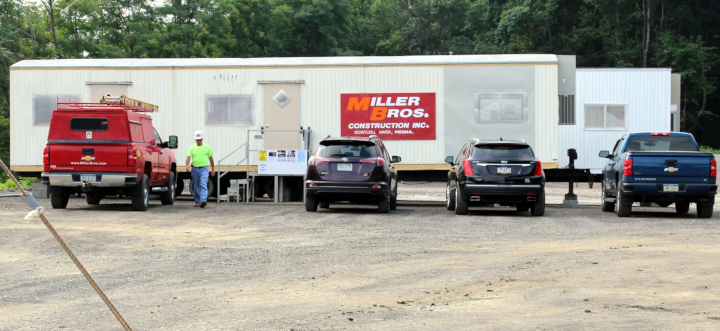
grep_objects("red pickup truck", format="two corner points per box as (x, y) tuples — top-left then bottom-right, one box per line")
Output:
(41, 96), (178, 211)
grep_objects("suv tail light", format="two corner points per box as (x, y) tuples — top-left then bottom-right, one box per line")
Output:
(534, 160), (543, 177)
(43, 145), (50, 171)
(462, 159), (473, 176)
(308, 156), (330, 165)
(360, 157), (385, 165)
(623, 158), (633, 176)
(128, 144), (137, 166)
(711, 159), (717, 178)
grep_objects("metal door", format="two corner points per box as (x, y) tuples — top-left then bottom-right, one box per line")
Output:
(263, 84), (301, 150)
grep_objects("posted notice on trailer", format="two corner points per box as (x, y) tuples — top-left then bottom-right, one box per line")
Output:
(341, 93), (436, 140)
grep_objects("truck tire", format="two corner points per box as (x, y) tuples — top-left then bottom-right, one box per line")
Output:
(50, 190), (69, 209)
(85, 194), (102, 205)
(616, 185), (631, 217)
(175, 176), (184, 198)
(131, 174), (149, 211)
(531, 191), (545, 216)
(675, 201), (690, 214)
(601, 184), (614, 212)
(697, 200), (714, 218)
(455, 183), (469, 215)
(446, 181), (456, 211)
(305, 197), (317, 212)
(378, 191), (390, 213)
(160, 172), (176, 205)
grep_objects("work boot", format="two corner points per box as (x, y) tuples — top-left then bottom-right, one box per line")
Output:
(200, 201), (207, 208)
(194, 203), (199, 207)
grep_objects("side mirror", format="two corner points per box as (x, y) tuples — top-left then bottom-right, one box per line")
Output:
(168, 135), (178, 149)
(598, 150), (611, 158)
(391, 156), (401, 163)
(445, 156), (453, 164)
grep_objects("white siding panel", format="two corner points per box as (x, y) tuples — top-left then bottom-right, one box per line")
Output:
(534, 65), (559, 164)
(558, 69), (671, 173)
(10, 70), (87, 167)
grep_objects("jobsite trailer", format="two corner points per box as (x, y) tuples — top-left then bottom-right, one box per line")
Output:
(10, 54), (567, 195)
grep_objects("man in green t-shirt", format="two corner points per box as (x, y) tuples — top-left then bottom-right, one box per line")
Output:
(186, 130), (215, 208)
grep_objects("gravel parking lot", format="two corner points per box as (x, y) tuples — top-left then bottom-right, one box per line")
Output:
(1, 182), (719, 330)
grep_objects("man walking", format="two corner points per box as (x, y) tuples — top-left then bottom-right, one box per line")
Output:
(186, 130), (215, 208)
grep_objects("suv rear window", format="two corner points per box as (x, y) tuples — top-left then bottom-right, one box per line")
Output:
(317, 142), (378, 158)
(472, 144), (535, 160)
(625, 136), (696, 152)
(71, 118), (108, 131)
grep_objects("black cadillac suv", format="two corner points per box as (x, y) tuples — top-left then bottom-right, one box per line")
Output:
(305, 136), (401, 212)
(445, 138), (545, 216)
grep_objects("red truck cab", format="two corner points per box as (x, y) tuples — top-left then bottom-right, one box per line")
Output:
(41, 96), (177, 211)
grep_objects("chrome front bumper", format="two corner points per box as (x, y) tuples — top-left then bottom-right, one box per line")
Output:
(41, 172), (138, 187)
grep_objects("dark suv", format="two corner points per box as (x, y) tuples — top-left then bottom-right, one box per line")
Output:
(445, 139), (545, 216)
(305, 136), (401, 212)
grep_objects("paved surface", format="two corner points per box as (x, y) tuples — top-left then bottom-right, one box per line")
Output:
(1, 183), (720, 330)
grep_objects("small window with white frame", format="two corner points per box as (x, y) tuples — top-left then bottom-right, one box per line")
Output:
(584, 104), (626, 130)
(33, 94), (82, 125)
(206, 95), (253, 125)
(475, 92), (528, 124)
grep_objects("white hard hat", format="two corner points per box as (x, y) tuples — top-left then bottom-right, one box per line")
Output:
(194, 130), (204, 140)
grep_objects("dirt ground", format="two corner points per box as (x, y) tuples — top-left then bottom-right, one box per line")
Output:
(1, 183), (720, 330)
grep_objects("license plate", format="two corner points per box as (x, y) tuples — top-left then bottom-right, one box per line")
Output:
(663, 184), (679, 192)
(337, 163), (352, 171)
(80, 174), (96, 182)
(497, 167), (512, 174)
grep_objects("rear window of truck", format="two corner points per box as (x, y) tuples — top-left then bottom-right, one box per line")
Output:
(472, 144), (535, 160)
(625, 136), (696, 152)
(316, 142), (378, 158)
(70, 118), (109, 131)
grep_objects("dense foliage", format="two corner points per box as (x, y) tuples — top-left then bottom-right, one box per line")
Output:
(1, 0), (719, 168)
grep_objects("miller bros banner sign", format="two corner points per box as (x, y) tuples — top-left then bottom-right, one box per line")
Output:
(341, 93), (436, 140)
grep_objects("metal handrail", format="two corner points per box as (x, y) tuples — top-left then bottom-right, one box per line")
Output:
(216, 142), (248, 202)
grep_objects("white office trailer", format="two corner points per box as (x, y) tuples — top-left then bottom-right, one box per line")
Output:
(558, 68), (681, 174)
(8, 55), (677, 196)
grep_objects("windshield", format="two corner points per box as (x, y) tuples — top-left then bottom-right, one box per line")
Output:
(625, 136), (696, 152)
(471, 144), (535, 161)
(316, 142), (378, 158)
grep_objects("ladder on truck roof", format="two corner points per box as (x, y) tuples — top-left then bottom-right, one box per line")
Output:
(56, 95), (159, 112)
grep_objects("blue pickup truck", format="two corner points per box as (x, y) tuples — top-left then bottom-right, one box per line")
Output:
(599, 132), (716, 218)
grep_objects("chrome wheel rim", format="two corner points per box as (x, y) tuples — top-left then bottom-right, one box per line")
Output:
(446, 184), (450, 208)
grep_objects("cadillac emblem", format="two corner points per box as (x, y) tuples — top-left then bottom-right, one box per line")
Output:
(664, 167), (679, 173)
(342, 157), (349, 162)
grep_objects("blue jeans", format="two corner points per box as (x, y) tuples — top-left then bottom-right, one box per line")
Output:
(191, 166), (209, 204)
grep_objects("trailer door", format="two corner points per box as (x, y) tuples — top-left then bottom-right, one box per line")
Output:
(263, 83), (301, 150)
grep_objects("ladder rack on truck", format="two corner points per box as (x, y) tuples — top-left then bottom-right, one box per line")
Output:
(55, 95), (159, 112)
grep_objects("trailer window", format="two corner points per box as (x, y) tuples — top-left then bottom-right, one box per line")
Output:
(206, 95), (253, 125)
(33, 94), (81, 125)
(70, 118), (109, 131)
(475, 92), (527, 124)
(625, 136), (696, 152)
(584, 104), (626, 130)
(471, 145), (535, 161)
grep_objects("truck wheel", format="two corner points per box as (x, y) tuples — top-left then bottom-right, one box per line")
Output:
(697, 200), (714, 218)
(305, 197), (317, 212)
(446, 181), (456, 211)
(50, 190), (69, 209)
(160, 172), (176, 205)
(616, 185), (631, 217)
(85, 194), (102, 205)
(378, 191), (390, 213)
(531, 191), (546, 216)
(601, 184), (614, 212)
(675, 201), (690, 214)
(455, 183), (469, 215)
(132, 174), (149, 211)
